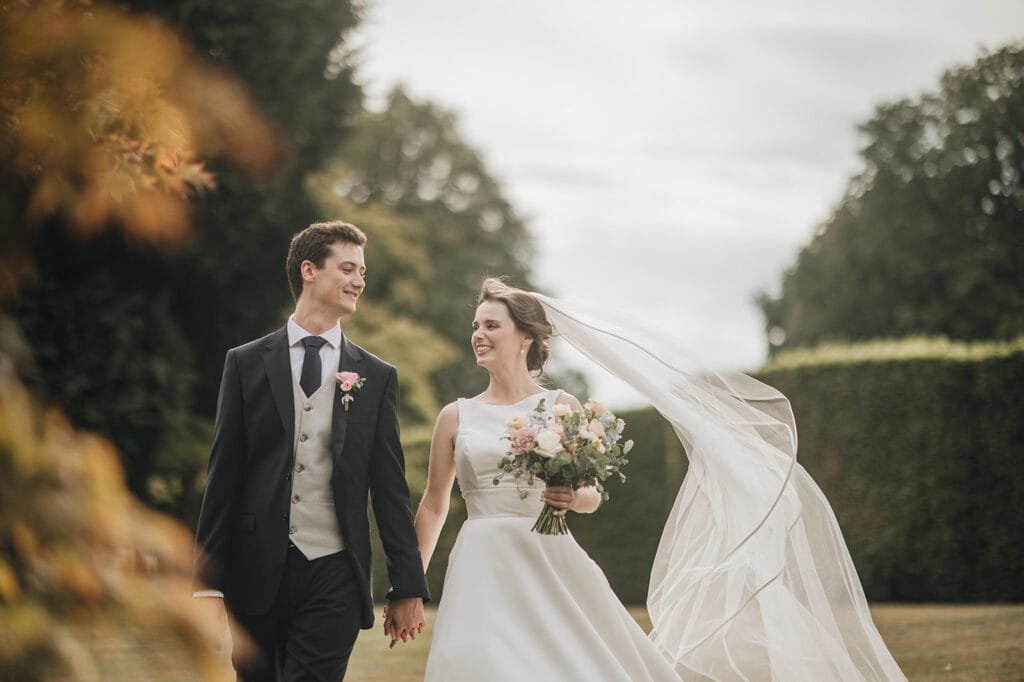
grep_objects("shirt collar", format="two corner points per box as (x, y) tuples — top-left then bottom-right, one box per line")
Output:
(287, 316), (343, 349)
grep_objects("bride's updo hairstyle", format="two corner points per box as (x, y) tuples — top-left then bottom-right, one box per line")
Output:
(477, 277), (552, 374)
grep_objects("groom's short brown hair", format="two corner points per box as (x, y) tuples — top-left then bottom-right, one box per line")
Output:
(286, 221), (367, 301)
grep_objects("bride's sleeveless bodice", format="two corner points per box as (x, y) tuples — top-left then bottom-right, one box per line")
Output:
(454, 390), (559, 519)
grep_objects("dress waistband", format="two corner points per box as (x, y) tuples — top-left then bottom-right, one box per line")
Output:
(462, 487), (545, 519)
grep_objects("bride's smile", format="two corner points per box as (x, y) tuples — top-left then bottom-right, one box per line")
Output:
(471, 300), (529, 368)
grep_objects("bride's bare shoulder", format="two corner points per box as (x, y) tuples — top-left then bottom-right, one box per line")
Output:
(436, 401), (459, 422)
(434, 401), (460, 433)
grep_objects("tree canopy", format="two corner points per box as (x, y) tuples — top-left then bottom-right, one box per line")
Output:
(321, 87), (538, 401)
(4, 2), (546, 517)
(6, 0), (365, 511)
(760, 43), (1024, 354)
(0, 2), (275, 675)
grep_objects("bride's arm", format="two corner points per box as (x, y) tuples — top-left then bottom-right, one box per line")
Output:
(414, 401), (458, 573)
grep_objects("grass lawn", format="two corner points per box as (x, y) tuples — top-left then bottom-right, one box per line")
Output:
(343, 604), (1024, 682)
(53, 603), (1024, 680)
(870, 604), (1024, 681)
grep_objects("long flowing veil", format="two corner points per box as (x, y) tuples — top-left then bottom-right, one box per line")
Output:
(532, 293), (905, 681)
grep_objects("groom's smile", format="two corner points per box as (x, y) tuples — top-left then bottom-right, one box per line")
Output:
(309, 242), (366, 316)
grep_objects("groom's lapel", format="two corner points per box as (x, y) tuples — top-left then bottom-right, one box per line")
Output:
(331, 336), (363, 460)
(263, 328), (295, 448)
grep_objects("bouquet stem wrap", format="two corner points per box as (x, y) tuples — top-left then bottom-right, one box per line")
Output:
(532, 479), (569, 535)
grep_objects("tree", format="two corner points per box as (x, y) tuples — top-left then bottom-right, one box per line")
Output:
(122, 0), (365, 411)
(0, 3), (272, 676)
(2, 0), (276, 504)
(7, 0), (365, 510)
(760, 43), (1024, 354)
(0, 0), (275, 296)
(302, 180), (461, 424)
(322, 87), (538, 401)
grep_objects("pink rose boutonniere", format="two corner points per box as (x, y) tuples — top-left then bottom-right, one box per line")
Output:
(336, 371), (366, 411)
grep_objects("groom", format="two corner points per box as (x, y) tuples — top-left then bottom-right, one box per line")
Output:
(193, 221), (429, 680)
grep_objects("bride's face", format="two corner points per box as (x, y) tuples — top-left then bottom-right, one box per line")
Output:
(472, 301), (530, 370)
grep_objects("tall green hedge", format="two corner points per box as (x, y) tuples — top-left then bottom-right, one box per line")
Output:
(371, 340), (1023, 603)
(972, 353), (1024, 599)
(759, 340), (1024, 601)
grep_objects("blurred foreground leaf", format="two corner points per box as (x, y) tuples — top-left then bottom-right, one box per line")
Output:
(0, 0), (277, 299)
(0, 356), (229, 680)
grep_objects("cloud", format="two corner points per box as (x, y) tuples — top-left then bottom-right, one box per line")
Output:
(354, 0), (1024, 406)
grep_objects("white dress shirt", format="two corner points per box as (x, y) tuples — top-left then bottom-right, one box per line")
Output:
(286, 316), (343, 390)
(194, 317), (344, 599)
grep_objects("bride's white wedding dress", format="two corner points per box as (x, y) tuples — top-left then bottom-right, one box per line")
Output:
(424, 389), (679, 681)
(426, 294), (906, 681)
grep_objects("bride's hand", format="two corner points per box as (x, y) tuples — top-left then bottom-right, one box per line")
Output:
(542, 485), (576, 517)
(383, 598), (425, 649)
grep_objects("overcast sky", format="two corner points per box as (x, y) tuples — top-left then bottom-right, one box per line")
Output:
(352, 1), (1024, 406)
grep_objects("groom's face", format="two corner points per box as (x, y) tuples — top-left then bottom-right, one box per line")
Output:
(304, 241), (366, 316)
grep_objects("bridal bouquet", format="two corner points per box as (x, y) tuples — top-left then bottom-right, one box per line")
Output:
(494, 398), (633, 535)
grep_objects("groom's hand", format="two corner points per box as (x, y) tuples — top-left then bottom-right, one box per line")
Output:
(382, 598), (425, 649)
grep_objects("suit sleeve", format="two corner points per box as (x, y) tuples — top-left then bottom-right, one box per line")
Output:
(192, 349), (247, 592)
(369, 366), (431, 601)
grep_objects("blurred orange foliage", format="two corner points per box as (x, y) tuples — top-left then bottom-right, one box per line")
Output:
(0, 2), (280, 677)
(0, 358), (232, 679)
(0, 0), (277, 297)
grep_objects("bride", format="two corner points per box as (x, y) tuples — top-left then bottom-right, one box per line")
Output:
(400, 277), (906, 681)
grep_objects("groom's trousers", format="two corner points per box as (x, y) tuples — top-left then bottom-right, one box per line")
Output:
(230, 547), (362, 682)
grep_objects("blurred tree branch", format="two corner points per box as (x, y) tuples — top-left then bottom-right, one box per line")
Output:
(0, 358), (232, 679)
(0, 4), (283, 676)
(0, 0), (277, 299)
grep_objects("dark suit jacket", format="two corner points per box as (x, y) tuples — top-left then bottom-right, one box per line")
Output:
(193, 327), (429, 627)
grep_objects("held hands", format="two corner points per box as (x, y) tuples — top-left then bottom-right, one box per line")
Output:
(382, 597), (425, 649)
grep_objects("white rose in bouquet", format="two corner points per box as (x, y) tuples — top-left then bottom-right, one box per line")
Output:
(534, 429), (563, 458)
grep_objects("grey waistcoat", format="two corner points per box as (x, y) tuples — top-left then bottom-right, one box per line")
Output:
(288, 374), (345, 559)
